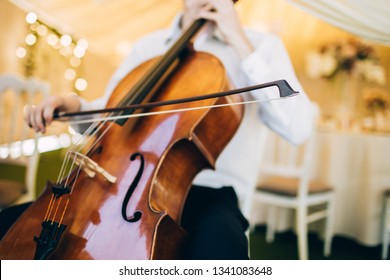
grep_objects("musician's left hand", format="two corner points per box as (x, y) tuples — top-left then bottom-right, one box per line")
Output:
(182, 0), (254, 59)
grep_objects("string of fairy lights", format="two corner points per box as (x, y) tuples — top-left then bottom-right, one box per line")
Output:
(15, 12), (89, 94)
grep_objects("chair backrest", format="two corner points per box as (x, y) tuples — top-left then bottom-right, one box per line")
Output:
(0, 75), (49, 153)
(0, 74), (50, 205)
(257, 103), (319, 199)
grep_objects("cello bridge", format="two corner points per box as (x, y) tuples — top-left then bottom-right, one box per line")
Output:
(69, 151), (117, 183)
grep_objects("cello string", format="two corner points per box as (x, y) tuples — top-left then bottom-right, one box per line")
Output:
(55, 119), (113, 195)
(50, 196), (63, 224)
(57, 108), (117, 186)
(60, 166), (83, 222)
(54, 120), (124, 223)
(51, 112), (122, 223)
(47, 112), (116, 222)
(58, 196), (71, 226)
(43, 195), (55, 221)
(58, 158), (88, 224)
(63, 114), (118, 188)
(56, 117), (107, 183)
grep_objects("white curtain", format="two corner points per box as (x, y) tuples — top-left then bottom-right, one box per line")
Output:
(286, 0), (390, 45)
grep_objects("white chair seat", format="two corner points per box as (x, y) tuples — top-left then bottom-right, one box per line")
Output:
(258, 176), (332, 197)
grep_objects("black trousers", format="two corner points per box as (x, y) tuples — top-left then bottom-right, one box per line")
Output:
(0, 185), (249, 260)
(0, 201), (31, 240)
(181, 185), (249, 260)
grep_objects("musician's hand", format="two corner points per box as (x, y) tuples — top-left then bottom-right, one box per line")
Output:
(24, 95), (81, 133)
(182, 0), (254, 59)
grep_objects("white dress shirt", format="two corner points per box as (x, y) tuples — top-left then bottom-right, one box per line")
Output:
(77, 15), (315, 207)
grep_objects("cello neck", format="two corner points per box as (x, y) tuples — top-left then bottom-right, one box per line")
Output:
(116, 0), (239, 124)
(114, 18), (208, 125)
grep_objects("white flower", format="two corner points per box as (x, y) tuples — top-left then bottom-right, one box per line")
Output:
(356, 61), (386, 85)
(305, 52), (323, 78)
(305, 52), (337, 78)
(321, 53), (338, 77)
(366, 65), (386, 85)
(305, 40), (386, 85)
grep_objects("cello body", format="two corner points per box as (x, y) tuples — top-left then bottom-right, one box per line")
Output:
(0, 50), (244, 259)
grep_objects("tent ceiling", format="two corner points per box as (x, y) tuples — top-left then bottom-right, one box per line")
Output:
(9, 0), (373, 68)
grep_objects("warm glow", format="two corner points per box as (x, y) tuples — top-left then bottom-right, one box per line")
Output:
(36, 24), (48, 36)
(59, 46), (71, 56)
(12, 8), (88, 114)
(75, 78), (88, 91)
(73, 45), (86, 58)
(46, 34), (59, 46)
(0, 134), (81, 158)
(29, 22), (39, 32)
(25, 34), (37, 45)
(64, 68), (76, 80)
(15, 47), (27, 58)
(25, 12), (37, 24)
(60, 34), (72, 47)
(77, 38), (89, 50)
(70, 56), (81, 67)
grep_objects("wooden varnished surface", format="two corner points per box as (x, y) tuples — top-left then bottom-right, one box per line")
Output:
(0, 52), (243, 259)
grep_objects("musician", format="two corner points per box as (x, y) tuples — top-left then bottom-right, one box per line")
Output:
(19, 0), (315, 259)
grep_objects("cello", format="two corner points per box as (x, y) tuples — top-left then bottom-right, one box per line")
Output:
(0, 1), (296, 259)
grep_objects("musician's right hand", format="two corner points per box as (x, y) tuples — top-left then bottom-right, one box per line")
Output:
(24, 95), (81, 133)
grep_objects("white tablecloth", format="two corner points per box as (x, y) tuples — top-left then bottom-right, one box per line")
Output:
(251, 130), (390, 246)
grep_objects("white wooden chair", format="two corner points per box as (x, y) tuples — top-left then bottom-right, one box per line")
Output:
(382, 190), (390, 259)
(250, 104), (335, 260)
(0, 74), (49, 209)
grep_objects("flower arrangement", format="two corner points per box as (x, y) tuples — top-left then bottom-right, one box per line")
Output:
(306, 39), (386, 85)
(363, 88), (389, 113)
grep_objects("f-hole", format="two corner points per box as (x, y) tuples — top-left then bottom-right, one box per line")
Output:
(121, 152), (144, 222)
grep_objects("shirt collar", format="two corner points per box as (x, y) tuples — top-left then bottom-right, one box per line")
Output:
(165, 12), (185, 45)
(165, 13), (226, 46)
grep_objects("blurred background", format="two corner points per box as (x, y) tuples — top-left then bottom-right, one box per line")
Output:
(0, 0), (390, 259)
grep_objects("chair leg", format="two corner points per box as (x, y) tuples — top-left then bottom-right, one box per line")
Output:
(324, 198), (334, 257)
(245, 228), (251, 258)
(383, 232), (390, 260)
(382, 197), (390, 259)
(266, 206), (277, 243)
(296, 206), (308, 260)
